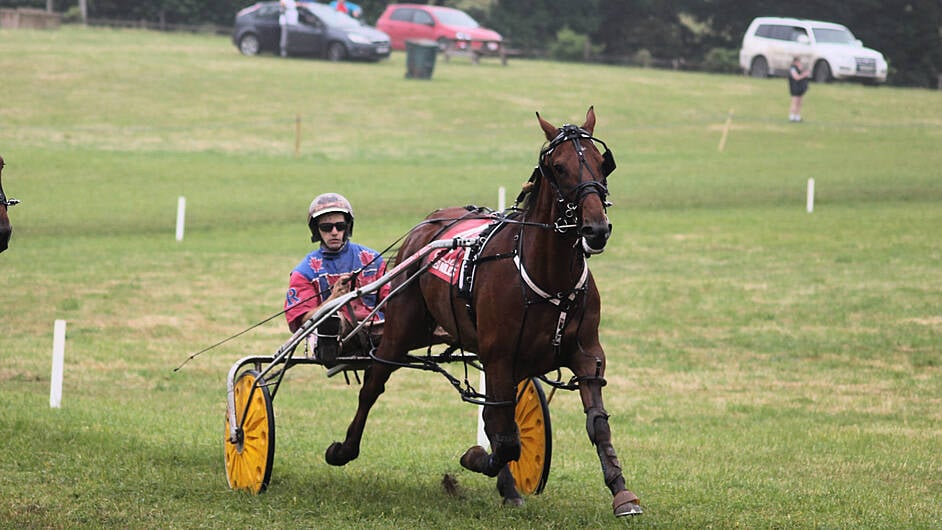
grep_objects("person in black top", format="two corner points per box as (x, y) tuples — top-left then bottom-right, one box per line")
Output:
(788, 56), (811, 122)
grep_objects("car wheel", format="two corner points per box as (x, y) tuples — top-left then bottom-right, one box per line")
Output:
(239, 33), (260, 56)
(327, 42), (347, 62)
(749, 56), (768, 78)
(813, 61), (832, 83)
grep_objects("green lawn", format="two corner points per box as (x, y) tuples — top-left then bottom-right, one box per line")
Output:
(1, 26), (940, 528)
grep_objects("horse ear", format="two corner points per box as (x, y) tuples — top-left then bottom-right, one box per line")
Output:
(582, 106), (596, 135)
(536, 111), (557, 141)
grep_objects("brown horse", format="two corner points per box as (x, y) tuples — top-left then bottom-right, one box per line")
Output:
(325, 108), (642, 517)
(0, 155), (17, 253)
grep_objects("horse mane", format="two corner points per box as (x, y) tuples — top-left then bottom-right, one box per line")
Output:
(514, 168), (543, 212)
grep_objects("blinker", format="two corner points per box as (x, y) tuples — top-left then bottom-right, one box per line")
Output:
(600, 149), (616, 177)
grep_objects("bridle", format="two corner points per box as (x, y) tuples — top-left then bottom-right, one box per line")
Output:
(0, 159), (18, 209)
(518, 124), (616, 236)
(0, 193), (19, 209)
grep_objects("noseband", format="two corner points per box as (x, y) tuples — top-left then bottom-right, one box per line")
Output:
(530, 125), (616, 235)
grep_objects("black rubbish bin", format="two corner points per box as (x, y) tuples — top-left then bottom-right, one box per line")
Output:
(405, 39), (438, 79)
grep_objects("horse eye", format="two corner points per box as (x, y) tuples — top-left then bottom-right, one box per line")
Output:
(552, 163), (566, 175)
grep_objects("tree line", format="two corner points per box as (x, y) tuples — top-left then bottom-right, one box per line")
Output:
(4, 0), (940, 87)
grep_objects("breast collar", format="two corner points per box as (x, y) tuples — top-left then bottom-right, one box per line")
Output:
(512, 253), (588, 307)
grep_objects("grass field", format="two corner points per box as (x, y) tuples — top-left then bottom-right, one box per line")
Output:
(1, 26), (940, 528)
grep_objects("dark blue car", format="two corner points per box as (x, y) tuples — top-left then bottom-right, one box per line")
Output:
(232, 2), (391, 61)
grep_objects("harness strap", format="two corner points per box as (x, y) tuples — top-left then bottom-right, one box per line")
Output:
(512, 254), (588, 307)
(513, 253), (589, 346)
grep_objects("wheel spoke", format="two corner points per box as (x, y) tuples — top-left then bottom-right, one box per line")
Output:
(509, 378), (552, 495)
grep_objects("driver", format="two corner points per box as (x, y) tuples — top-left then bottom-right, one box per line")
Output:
(284, 193), (389, 362)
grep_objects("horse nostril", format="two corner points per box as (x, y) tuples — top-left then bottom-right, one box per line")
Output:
(581, 223), (610, 240)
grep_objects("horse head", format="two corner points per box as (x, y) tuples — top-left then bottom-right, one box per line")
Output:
(535, 106), (615, 255)
(0, 155), (16, 253)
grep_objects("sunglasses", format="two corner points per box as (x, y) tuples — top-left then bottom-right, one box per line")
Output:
(318, 221), (348, 233)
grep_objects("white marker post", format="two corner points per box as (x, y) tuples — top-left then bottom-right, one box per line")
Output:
(717, 108), (734, 152)
(476, 187), (508, 449)
(50, 320), (66, 408)
(806, 178), (815, 213)
(175, 196), (186, 241)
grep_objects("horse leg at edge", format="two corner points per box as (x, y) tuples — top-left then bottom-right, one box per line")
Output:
(0, 208), (10, 253)
(325, 361), (395, 466)
(580, 377), (643, 516)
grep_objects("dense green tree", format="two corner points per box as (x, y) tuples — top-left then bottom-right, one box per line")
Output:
(489, 0), (601, 53)
(594, 0), (694, 62)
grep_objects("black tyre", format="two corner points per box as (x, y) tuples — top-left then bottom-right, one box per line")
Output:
(749, 56), (768, 78)
(813, 61), (832, 83)
(239, 34), (261, 56)
(326, 42), (347, 62)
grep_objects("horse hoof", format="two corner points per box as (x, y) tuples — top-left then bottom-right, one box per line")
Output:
(459, 445), (489, 472)
(613, 490), (643, 517)
(614, 501), (643, 517)
(496, 465), (523, 506)
(502, 496), (525, 507)
(325, 442), (355, 466)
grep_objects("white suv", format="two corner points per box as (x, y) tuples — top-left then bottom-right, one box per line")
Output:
(739, 17), (888, 84)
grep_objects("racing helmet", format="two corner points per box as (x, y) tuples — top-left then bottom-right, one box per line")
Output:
(308, 192), (354, 243)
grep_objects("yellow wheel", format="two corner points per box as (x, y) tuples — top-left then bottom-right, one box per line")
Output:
(224, 370), (275, 494)
(509, 377), (552, 495)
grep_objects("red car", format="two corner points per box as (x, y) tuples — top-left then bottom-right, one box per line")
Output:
(375, 3), (502, 53)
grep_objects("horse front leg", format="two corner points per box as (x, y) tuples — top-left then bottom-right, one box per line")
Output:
(577, 360), (643, 516)
(324, 361), (395, 466)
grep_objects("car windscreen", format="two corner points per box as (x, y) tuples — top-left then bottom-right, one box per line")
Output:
(304, 4), (360, 29)
(432, 9), (479, 28)
(813, 27), (856, 44)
